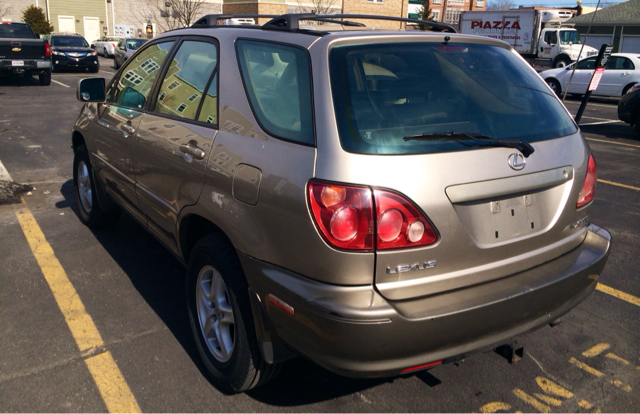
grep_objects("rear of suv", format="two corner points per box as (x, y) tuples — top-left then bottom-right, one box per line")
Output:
(71, 14), (610, 393)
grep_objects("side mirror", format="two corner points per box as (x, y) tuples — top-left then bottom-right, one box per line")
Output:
(119, 45), (125, 50)
(77, 78), (106, 102)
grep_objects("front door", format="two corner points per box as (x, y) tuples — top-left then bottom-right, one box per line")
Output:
(131, 38), (219, 253)
(564, 57), (596, 94)
(92, 39), (176, 223)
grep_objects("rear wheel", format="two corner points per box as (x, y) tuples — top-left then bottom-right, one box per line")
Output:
(187, 234), (281, 393)
(39, 70), (51, 86)
(545, 78), (561, 95)
(73, 144), (121, 228)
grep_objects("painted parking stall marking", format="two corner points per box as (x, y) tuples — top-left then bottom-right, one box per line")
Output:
(51, 79), (70, 88)
(15, 204), (140, 413)
(586, 138), (640, 148)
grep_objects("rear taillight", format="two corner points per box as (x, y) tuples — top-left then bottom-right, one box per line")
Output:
(308, 181), (438, 251)
(308, 182), (374, 251)
(45, 42), (50, 57)
(576, 153), (597, 208)
(374, 189), (438, 250)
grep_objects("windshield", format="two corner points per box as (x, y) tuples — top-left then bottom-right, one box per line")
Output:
(0, 24), (36, 39)
(51, 36), (89, 47)
(330, 42), (577, 155)
(559, 30), (581, 45)
(126, 39), (147, 50)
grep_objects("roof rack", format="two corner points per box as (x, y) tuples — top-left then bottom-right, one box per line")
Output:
(191, 13), (457, 33)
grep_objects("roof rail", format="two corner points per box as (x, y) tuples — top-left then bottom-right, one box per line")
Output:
(263, 14), (457, 32)
(192, 13), (458, 33)
(192, 14), (279, 27)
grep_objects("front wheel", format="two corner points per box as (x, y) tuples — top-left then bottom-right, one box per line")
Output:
(553, 56), (572, 68)
(187, 234), (281, 393)
(73, 144), (120, 228)
(546, 78), (561, 95)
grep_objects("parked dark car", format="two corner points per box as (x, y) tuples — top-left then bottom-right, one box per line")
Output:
(113, 38), (147, 69)
(0, 22), (51, 85)
(50, 34), (99, 72)
(618, 83), (640, 138)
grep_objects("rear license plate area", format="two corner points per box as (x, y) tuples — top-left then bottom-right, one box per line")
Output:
(12, 61), (24, 67)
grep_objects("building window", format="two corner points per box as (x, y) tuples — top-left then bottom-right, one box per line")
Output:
(188, 93), (199, 102)
(447, 0), (464, 5)
(158, 92), (167, 101)
(445, 8), (463, 25)
(167, 80), (180, 90)
(476, 0), (484, 7)
(141, 59), (160, 74)
(433, 0), (441, 4)
(177, 103), (187, 113)
(124, 70), (143, 85)
(206, 116), (215, 124)
(431, 10), (440, 21)
(367, 0), (384, 3)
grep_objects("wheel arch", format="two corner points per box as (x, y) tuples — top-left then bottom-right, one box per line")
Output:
(179, 213), (228, 264)
(552, 54), (572, 68)
(72, 130), (86, 153)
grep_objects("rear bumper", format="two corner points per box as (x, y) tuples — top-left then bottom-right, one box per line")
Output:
(241, 224), (611, 378)
(0, 59), (51, 75)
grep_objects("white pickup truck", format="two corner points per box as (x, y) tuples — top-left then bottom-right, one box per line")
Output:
(460, 9), (598, 68)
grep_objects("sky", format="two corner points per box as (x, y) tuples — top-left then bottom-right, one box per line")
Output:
(505, 0), (628, 7)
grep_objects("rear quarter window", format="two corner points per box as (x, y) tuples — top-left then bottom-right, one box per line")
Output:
(236, 40), (314, 145)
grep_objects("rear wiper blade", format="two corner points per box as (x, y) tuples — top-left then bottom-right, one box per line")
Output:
(403, 131), (535, 158)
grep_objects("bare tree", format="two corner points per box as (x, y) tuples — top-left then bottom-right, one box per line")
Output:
(0, 4), (11, 20)
(486, 0), (515, 10)
(296, 0), (339, 24)
(138, 0), (207, 33)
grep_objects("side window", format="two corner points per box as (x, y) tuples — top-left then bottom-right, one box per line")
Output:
(106, 41), (175, 109)
(154, 40), (218, 121)
(605, 57), (635, 70)
(576, 57), (596, 70)
(236, 40), (313, 145)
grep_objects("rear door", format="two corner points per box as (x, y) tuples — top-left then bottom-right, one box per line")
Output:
(131, 37), (219, 253)
(599, 55), (636, 96)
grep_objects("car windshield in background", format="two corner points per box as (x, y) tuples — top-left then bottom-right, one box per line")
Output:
(0, 24), (36, 38)
(52, 36), (89, 47)
(126, 39), (147, 50)
(559, 30), (581, 45)
(330, 42), (577, 155)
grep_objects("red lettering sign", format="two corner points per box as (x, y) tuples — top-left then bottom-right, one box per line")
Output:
(483, 21), (492, 29)
(512, 21), (521, 30)
(471, 21), (481, 29)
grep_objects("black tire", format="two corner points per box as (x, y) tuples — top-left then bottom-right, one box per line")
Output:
(187, 234), (281, 393)
(39, 70), (51, 86)
(89, 62), (100, 73)
(73, 144), (121, 228)
(635, 111), (640, 139)
(113, 58), (120, 70)
(546, 78), (561, 95)
(553, 56), (571, 68)
(622, 84), (634, 96)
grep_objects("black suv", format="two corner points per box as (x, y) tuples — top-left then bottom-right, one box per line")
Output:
(49, 34), (99, 72)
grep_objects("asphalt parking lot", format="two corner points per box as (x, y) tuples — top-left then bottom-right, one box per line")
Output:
(0, 55), (639, 412)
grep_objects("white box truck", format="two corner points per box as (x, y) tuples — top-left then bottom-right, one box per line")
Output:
(459, 9), (598, 68)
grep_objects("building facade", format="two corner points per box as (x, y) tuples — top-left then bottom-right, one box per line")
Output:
(408, 0), (485, 25)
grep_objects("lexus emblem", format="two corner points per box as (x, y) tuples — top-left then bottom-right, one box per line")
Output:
(508, 153), (526, 170)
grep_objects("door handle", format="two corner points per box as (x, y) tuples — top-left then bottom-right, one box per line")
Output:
(120, 124), (135, 135)
(180, 142), (205, 160)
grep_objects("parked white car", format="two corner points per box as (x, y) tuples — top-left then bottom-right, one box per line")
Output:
(93, 36), (122, 57)
(540, 53), (640, 97)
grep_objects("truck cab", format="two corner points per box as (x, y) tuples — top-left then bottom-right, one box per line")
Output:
(539, 25), (598, 68)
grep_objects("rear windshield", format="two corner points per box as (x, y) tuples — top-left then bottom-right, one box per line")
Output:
(0, 24), (36, 39)
(126, 39), (146, 50)
(51, 36), (89, 47)
(330, 42), (577, 155)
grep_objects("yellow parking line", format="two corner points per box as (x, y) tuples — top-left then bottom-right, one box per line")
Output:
(15, 206), (140, 413)
(479, 402), (512, 413)
(569, 357), (603, 377)
(535, 377), (574, 398)
(586, 138), (640, 148)
(582, 343), (610, 357)
(513, 389), (550, 413)
(596, 283), (640, 307)
(597, 179), (640, 191)
(605, 353), (630, 365)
